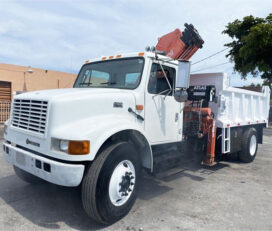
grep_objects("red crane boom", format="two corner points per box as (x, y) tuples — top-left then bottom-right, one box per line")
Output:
(155, 23), (204, 60)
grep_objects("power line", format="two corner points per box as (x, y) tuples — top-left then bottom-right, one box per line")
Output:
(192, 47), (229, 65)
(191, 61), (230, 73)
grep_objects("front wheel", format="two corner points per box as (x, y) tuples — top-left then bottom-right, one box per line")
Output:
(81, 142), (140, 224)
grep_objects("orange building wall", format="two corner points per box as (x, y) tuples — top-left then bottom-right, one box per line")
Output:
(0, 63), (77, 98)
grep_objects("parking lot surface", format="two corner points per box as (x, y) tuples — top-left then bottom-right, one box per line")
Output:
(0, 129), (271, 230)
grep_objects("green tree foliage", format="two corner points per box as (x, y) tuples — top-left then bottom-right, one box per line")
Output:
(223, 14), (272, 89)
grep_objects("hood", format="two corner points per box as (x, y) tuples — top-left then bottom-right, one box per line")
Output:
(14, 88), (137, 134)
(14, 88), (127, 101)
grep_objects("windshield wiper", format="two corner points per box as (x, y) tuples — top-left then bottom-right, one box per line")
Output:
(79, 82), (92, 86)
(100, 82), (117, 85)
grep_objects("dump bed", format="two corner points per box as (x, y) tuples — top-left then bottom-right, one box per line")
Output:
(190, 73), (271, 128)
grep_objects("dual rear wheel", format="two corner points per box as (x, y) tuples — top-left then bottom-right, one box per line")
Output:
(238, 127), (258, 163)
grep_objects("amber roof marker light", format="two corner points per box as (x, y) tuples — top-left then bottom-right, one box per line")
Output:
(136, 105), (144, 111)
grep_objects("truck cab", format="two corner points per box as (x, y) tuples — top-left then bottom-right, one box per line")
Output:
(4, 51), (186, 172)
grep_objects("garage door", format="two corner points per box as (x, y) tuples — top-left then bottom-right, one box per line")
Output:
(0, 81), (11, 123)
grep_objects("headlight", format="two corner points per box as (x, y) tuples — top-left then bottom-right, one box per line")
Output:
(59, 140), (69, 152)
(52, 138), (90, 155)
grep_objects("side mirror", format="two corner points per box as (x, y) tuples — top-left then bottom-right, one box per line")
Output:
(175, 60), (191, 89)
(174, 60), (190, 102)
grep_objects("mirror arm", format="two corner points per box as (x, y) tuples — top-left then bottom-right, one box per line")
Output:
(164, 89), (172, 100)
(152, 89), (171, 99)
(158, 61), (172, 91)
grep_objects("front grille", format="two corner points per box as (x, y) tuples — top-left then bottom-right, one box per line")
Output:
(11, 99), (48, 135)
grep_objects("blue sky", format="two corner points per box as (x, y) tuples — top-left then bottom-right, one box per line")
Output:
(0, 0), (270, 86)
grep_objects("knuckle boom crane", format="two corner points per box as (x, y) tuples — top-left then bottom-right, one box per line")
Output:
(156, 24), (217, 165)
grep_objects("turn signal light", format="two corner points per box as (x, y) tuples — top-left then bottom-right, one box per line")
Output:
(138, 52), (144, 56)
(136, 105), (144, 110)
(68, 141), (90, 155)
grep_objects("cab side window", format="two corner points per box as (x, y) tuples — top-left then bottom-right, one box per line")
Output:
(148, 63), (175, 95)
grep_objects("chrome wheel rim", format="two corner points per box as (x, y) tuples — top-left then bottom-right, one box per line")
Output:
(249, 135), (257, 156)
(108, 160), (136, 206)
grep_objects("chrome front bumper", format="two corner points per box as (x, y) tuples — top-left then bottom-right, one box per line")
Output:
(3, 141), (85, 187)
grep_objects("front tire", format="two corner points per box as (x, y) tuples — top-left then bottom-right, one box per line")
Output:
(238, 128), (258, 163)
(81, 142), (140, 224)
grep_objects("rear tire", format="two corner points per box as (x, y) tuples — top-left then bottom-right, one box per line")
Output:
(238, 128), (258, 163)
(13, 166), (44, 184)
(81, 142), (140, 224)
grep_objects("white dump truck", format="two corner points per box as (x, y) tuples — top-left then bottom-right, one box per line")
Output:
(2, 25), (271, 224)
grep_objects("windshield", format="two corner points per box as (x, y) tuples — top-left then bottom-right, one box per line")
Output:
(74, 57), (144, 89)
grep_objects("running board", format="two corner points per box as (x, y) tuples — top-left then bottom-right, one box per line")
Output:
(153, 150), (184, 173)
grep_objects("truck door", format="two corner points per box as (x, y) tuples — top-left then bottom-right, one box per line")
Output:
(144, 62), (181, 143)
